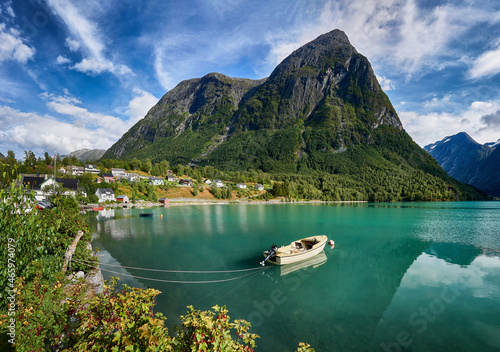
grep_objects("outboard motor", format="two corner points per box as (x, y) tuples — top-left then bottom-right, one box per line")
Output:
(260, 244), (278, 266)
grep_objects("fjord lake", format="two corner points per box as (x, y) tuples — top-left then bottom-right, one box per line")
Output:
(89, 202), (500, 352)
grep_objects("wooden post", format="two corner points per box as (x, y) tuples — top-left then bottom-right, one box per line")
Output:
(62, 230), (84, 274)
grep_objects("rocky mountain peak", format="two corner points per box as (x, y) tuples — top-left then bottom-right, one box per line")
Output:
(105, 29), (404, 166)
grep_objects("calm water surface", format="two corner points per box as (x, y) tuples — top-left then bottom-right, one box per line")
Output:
(89, 202), (500, 352)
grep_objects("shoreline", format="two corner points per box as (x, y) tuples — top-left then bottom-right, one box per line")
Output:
(81, 198), (369, 210)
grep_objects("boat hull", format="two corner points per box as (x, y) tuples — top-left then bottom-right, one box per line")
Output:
(263, 235), (328, 265)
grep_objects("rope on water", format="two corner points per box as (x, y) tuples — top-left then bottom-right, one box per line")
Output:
(72, 259), (268, 284)
(76, 258), (267, 274)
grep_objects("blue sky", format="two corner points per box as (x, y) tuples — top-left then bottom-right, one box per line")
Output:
(1, 0), (500, 158)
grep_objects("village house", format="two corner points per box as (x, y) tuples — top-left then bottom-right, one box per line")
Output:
(213, 179), (224, 188)
(111, 168), (127, 178)
(166, 175), (177, 182)
(21, 176), (83, 201)
(203, 179), (212, 185)
(255, 184), (265, 191)
(159, 198), (169, 205)
(128, 173), (140, 183)
(101, 173), (115, 183)
(236, 183), (247, 189)
(149, 176), (164, 186)
(95, 188), (115, 202)
(84, 164), (100, 174)
(68, 165), (84, 176)
(179, 179), (193, 186)
(116, 195), (130, 204)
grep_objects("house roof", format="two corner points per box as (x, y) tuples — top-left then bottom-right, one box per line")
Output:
(22, 176), (79, 191)
(116, 195), (129, 199)
(56, 178), (79, 190)
(96, 188), (114, 194)
(22, 176), (46, 190)
(102, 173), (113, 177)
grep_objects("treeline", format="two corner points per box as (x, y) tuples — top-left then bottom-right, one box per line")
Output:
(1, 148), (486, 202)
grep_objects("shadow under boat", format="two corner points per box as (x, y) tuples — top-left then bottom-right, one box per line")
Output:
(279, 251), (328, 276)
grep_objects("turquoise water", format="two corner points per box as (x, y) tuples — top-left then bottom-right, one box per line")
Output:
(90, 202), (500, 351)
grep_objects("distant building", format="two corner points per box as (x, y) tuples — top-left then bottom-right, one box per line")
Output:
(236, 183), (247, 189)
(255, 184), (265, 191)
(159, 198), (169, 205)
(166, 175), (177, 182)
(84, 164), (100, 174)
(213, 179), (224, 188)
(179, 179), (193, 186)
(116, 195), (129, 203)
(128, 173), (140, 183)
(95, 188), (115, 202)
(102, 173), (115, 183)
(149, 176), (164, 186)
(21, 176), (81, 201)
(203, 179), (212, 185)
(68, 165), (84, 176)
(111, 168), (126, 178)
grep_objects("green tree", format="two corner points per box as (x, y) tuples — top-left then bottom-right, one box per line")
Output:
(143, 158), (153, 174)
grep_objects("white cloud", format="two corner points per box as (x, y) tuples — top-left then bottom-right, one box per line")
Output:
(423, 93), (453, 109)
(126, 88), (158, 122)
(0, 87), (160, 156)
(260, 0), (492, 77)
(469, 47), (500, 79)
(399, 100), (500, 146)
(0, 24), (35, 64)
(65, 37), (80, 52)
(376, 75), (395, 91)
(70, 57), (132, 76)
(47, 0), (132, 77)
(56, 55), (71, 64)
(0, 104), (113, 155)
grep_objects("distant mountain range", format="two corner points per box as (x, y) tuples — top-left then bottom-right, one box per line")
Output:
(425, 132), (500, 196)
(67, 148), (106, 162)
(102, 29), (484, 201)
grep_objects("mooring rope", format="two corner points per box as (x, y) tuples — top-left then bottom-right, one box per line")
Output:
(73, 259), (269, 284)
(76, 258), (267, 274)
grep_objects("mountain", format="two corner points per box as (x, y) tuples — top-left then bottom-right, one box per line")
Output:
(67, 148), (106, 162)
(425, 132), (500, 196)
(104, 29), (484, 201)
(485, 139), (500, 149)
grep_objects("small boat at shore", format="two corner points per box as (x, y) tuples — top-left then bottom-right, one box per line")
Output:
(140, 212), (154, 217)
(260, 235), (328, 266)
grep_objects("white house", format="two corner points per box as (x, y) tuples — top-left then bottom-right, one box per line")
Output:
(84, 164), (100, 174)
(255, 184), (265, 191)
(95, 188), (115, 202)
(203, 179), (212, 185)
(111, 168), (127, 178)
(166, 175), (177, 182)
(149, 176), (164, 186)
(236, 183), (247, 189)
(128, 173), (140, 183)
(68, 165), (84, 176)
(213, 179), (224, 188)
(22, 176), (82, 201)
